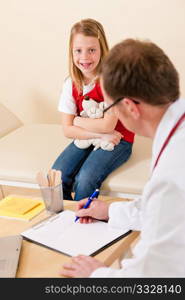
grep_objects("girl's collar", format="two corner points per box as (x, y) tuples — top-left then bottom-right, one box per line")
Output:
(83, 75), (98, 86)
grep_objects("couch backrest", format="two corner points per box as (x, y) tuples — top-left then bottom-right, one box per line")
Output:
(0, 103), (23, 138)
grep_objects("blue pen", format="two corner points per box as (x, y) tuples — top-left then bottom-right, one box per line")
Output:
(75, 189), (99, 222)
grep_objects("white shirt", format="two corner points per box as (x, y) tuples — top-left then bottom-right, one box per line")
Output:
(91, 98), (185, 277)
(58, 77), (95, 115)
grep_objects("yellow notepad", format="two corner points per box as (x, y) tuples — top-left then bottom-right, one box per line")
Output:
(0, 196), (45, 221)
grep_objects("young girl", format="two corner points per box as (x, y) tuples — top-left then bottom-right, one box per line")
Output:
(52, 18), (134, 200)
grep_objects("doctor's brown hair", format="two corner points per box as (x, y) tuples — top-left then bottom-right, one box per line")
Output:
(101, 39), (180, 105)
(69, 18), (109, 92)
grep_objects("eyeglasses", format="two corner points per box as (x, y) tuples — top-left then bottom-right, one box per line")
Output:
(103, 97), (140, 113)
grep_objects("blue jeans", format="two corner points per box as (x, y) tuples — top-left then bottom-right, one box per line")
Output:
(52, 140), (132, 201)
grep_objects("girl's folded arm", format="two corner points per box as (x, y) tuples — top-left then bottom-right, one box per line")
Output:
(73, 110), (118, 133)
(62, 113), (103, 139)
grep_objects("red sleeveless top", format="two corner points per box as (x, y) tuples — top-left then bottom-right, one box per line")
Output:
(72, 82), (135, 143)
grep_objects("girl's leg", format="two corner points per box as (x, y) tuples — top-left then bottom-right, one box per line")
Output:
(73, 140), (133, 200)
(52, 142), (94, 200)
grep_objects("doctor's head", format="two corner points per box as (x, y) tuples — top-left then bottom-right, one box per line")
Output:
(101, 39), (180, 137)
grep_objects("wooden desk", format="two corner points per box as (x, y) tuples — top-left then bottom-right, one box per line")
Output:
(0, 196), (139, 277)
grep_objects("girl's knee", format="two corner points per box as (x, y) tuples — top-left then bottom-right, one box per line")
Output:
(74, 173), (90, 189)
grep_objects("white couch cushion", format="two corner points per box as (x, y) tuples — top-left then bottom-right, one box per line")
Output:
(0, 124), (69, 183)
(0, 124), (152, 195)
(102, 135), (151, 194)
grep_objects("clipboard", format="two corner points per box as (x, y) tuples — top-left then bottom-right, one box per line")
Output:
(21, 210), (131, 256)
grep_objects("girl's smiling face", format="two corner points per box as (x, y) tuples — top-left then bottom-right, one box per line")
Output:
(72, 33), (101, 81)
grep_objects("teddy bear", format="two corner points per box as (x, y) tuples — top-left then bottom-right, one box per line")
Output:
(74, 96), (114, 151)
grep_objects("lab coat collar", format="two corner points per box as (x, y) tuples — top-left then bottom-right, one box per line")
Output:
(151, 98), (185, 171)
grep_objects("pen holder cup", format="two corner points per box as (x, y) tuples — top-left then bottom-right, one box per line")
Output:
(40, 183), (63, 213)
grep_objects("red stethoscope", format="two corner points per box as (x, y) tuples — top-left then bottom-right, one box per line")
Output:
(153, 112), (185, 170)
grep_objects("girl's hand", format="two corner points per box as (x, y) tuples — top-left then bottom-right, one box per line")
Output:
(100, 130), (123, 145)
(73, 116), (82, 127)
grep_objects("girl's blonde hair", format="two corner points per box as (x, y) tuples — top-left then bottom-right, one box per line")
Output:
(69, 18), (109, 92)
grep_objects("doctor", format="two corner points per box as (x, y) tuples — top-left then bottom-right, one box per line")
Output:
(60, 39), (185, 277)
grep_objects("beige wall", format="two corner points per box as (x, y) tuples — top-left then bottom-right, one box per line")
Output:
(0, 0), (185, 124)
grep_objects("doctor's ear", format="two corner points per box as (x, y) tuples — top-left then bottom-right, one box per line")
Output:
(123, 98), (140, 119)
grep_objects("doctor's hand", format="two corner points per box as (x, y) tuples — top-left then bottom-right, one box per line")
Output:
(75, 199), (109, 224)
(60, 255), (105, 278)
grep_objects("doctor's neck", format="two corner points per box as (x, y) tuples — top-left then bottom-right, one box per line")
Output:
(141, 103), (171, 139)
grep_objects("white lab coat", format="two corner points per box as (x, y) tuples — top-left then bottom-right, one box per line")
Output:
(91, 98), (185, 277)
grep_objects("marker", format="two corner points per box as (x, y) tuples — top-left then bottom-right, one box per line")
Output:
(74, 189), (100, 222)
